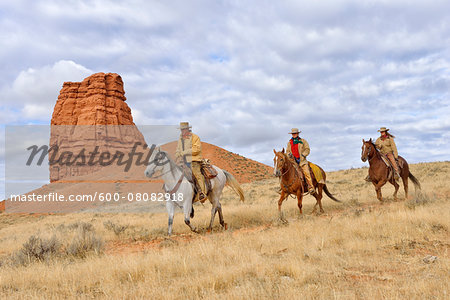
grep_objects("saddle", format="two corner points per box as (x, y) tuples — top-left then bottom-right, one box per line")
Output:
(179, 160), (216, 203)
(200, 159), (218, 196)
(201, 159), (218, 179)
(380, 153), (403, 180)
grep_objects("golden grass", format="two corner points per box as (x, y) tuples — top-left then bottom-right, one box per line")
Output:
(0, 161), (449, 299)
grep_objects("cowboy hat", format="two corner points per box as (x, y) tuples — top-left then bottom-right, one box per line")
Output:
(178, 122), (192, 130)
(288, 128), (301, 134)
(378, 127), (389, 132)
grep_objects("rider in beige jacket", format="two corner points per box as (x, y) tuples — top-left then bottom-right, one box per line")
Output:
(175, 122), (207, 202)
(375, 127), (400, 180)
(286, 128), (315, 194)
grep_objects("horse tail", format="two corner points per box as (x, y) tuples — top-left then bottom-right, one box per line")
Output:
(223, 170), (245, 202)
(408, 172), (421, 190)
(323, 184), (341, 202)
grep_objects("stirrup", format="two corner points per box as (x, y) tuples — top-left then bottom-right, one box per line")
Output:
(198, 192), (207, 203)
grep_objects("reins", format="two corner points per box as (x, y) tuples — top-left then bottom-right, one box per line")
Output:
(366, 142), (380, 163)
(147, 156), (186, 194)
(278, 155), (300, 191)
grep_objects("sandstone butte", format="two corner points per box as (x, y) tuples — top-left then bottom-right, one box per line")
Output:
(49, 72), (146, 182)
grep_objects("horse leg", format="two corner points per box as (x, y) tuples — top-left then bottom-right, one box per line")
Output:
(403, 175), (409, 200)
(296, 189), (303, 215)
(278, 191), (288, 223)
(166, 201), (175, 236)
(313, 184), (324, 214)
(392, 179), (400, 201)
(217, 203), (227, 230)
(373, 181), (384, 202)
(207, 205), (218, 233)
(211, 186), (227, 230)
(183, 200), (197, 233)
(206, 190), (221, 232)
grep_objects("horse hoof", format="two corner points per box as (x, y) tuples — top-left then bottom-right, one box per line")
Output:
(206, 228), (212, 234)
(279, 218), (288, 225)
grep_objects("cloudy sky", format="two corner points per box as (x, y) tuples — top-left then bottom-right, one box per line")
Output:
(1, 0), (449, 191)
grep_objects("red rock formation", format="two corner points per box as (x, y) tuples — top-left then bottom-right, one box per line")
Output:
(49, 72), (146, 182)
(52, 72), (135, 125)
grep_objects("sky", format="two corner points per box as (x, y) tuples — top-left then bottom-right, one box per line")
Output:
(1, 0), (449, 196)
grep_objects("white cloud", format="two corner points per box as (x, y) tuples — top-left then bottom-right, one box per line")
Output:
(1, 60), (92, 122)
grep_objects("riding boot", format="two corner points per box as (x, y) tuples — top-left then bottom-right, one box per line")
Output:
(192, 161), (208, 203)
(300, 164), (315, 194)
(387, 153), (400, 181)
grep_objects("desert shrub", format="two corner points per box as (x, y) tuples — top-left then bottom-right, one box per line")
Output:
(66, 226), (103, 258)
(103, 220), (128, 236)
(405, 192), (432, 209)
(10, 235), (61, 266)
(67, 221), (94, 232)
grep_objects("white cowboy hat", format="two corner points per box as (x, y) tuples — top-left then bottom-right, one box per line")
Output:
(378, 127), (389, 132)
(288, 128), (301, 134)
(178, 122), (192, 130)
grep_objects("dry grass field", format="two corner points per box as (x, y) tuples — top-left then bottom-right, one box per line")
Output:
(0, 161), (449, 299)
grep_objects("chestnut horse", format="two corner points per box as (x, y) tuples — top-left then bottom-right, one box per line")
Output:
(361, 139), (421, 201)
(273, 149), (340, 222)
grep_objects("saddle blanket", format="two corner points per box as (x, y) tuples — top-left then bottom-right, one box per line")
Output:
(309, 162), (325, 184)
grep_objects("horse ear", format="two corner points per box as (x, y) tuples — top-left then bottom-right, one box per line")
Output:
(273, 149), (277, 155)
(282, 148), (285, 153)
(362, 138), (365, 143)
(369, 138), (372, 142)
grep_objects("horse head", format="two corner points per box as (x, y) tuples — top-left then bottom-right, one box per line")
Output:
(273, 148), (288, 177)
(361, 138), (374, 162)
(145, 146), (169, 178)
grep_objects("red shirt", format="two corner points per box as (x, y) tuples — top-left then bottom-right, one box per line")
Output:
(289, 139), (300, 159)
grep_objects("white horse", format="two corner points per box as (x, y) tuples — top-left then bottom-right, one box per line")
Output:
(144, 148), (245, 236)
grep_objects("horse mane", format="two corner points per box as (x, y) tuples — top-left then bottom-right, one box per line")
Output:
(368, 140), (381, 158)
(279, 151), (297, 168)
(159, 150), (182, 177)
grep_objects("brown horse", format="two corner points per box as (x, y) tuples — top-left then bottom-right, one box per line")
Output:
(361, 139), (421, 201)
(273, 149), (340, 221)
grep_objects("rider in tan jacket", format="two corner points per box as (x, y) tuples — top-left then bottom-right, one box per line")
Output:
(175, 122), (207, 202)
(375, 127), (400, 180)
(286, 128), (315, 194)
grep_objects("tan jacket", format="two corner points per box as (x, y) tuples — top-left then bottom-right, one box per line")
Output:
(375, 136), (398, 158)
(286, 138), (310, 166)
(175, 132), (202, 163)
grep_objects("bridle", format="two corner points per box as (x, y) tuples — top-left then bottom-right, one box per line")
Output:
(275, 153), (302, 193)
(146, 150), (185, 193)
(362, 142), (376, 162)
(275, 154), (291, 177)
(146, 151), (178, 179)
